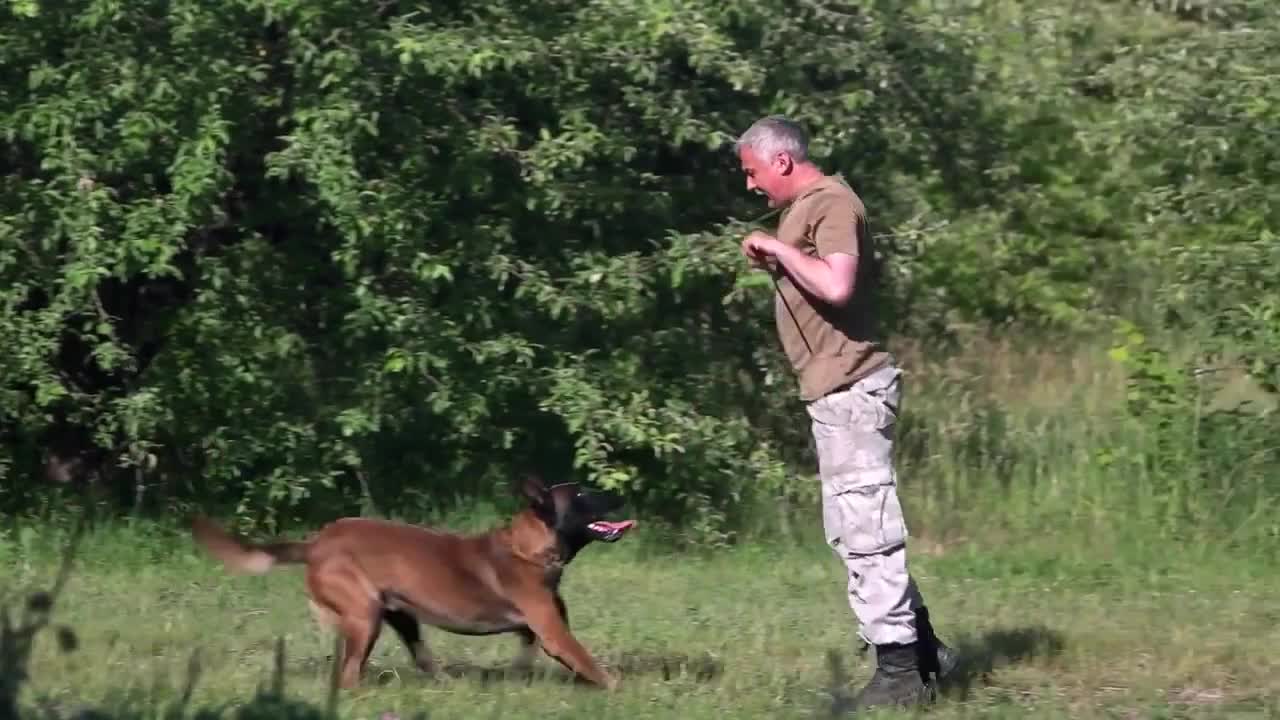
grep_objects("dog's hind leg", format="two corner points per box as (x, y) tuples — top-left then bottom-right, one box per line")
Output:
(383, 608), (436, 674)
(309, 599), (340, 629)
(512, 628), (539, 673)
(338, 609), (383, 688)
(307, 555), (383, 688)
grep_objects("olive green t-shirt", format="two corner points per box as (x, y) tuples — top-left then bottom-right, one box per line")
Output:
(772, 175), (888, 402)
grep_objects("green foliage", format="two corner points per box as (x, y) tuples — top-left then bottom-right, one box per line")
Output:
(1, 0), (1278, 540)
(1162, 234), (1280, 395)
(1094, 0), (1280, 533)
(0, 0), (997, 536)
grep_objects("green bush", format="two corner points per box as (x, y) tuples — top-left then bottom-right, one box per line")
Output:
(2, 0), (1277, 542)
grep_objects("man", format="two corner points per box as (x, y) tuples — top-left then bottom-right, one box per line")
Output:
(734, 115), (958, 709)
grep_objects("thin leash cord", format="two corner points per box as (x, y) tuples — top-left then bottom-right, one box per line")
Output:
(740, 206), (813, 355)
(772, 272), (813, 355)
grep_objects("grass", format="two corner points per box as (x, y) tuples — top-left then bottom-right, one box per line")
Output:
(3, 335), (1277, 719)
(2, 517), (1279, 720)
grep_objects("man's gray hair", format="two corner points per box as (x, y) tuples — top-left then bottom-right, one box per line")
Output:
(734, 115), (809, 163)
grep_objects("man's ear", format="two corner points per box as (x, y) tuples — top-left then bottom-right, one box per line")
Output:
(774, 151), (794, 175)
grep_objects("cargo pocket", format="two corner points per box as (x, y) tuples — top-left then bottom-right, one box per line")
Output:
(823, 482), (909, 556)
(807, 387), (896, 493)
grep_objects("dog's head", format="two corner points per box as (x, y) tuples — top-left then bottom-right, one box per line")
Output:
(518, 474), (635, 564)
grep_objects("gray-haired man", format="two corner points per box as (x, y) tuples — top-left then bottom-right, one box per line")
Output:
(735, 115), (959, 709)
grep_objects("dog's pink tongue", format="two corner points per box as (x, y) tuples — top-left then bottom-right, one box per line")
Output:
(596, 520), (636, 533)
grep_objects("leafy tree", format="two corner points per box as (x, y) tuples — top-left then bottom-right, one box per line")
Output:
(2, 0), (1276, 539)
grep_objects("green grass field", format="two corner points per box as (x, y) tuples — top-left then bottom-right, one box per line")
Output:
(4, 339), (1277, 719)
(4, 515), (1278, 719)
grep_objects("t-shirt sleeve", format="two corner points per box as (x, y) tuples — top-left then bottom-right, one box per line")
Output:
(811, 193), (864, 259)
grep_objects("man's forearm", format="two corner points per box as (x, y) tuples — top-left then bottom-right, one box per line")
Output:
(771, 243), (854, 306)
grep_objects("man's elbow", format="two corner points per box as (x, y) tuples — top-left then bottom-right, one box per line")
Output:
(826, 281), (855, 307)
(822, 256), (858, 307)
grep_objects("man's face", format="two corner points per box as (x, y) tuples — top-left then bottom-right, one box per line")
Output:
(737, 146), (790, 208)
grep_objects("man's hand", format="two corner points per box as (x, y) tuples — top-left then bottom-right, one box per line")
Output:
(741, 230), (781, 271)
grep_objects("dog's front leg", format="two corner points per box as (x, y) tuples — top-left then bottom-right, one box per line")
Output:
(518, 595), (617, 690)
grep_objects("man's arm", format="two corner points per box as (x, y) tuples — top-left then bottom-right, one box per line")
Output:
(757, 189), (860, 303)
(757, 236), (857, 306)
(743, 230), (858, 306)
(741, 192), (864, 307)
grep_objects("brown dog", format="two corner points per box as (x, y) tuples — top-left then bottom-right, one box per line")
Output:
(190, 475), (635, 689)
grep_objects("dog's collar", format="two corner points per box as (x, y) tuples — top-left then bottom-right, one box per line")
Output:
(510, 544), (565, 573)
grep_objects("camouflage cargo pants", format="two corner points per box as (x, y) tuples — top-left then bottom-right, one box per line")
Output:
(806, 362), (924, 647)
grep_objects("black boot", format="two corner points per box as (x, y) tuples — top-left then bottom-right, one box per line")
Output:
(852, 642), (935, 711)
(914, 606), (960, 682)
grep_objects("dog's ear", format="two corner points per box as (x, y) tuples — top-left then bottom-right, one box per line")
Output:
(517, 473), (550, 508)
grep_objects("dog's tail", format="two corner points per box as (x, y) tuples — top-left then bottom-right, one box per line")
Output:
(191, 516), (310, 575)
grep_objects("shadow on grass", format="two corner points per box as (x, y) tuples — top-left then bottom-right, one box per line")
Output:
(454, 649), (722, 686)
(825, 625), (1066, 716)
(309, 649), (723, 690)
(938, 626), (1067, 701)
